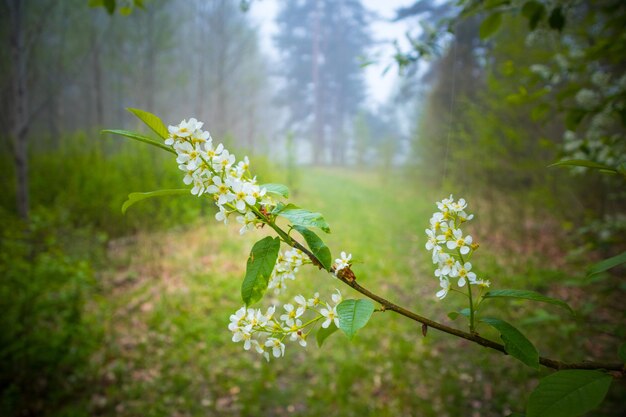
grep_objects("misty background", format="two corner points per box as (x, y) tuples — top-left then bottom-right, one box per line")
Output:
(1, 1), (624, 416)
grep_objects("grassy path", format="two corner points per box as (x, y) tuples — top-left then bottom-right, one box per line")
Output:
(88, 168), (571, 417)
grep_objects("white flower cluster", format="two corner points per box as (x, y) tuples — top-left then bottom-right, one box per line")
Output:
(267, 248), (308, 294)
(228, 290), (343, 361)
(425, 196), (490, 300)
(525, 49), (626, 171)
(165, 118), (354, 361)
(166, 118), (275, 234)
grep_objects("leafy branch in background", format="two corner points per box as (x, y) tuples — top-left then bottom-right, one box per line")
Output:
(104, 109), (624, 417)
(395, 0), (626, 179)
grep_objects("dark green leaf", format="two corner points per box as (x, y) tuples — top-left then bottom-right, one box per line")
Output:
(261, 183), (290, 198)
(479, 12), (502, 40)
(104, 0), (116, 14)
(549, 159), (617, 174)
(522, 1), (546, 30)
(127, 108), (169, 139)
(548, 7), (565, 31)
(316, 323), (339, 347)
(481, 317), (539, 369)
(337, 299), (375, 339)
(565, 109), (586, 130)
(483, 289), (573, 313)
(448, 311), (459, 320)
(241, 237), (281, 306)
(527, 370), (613, 417)
(277, 204), (330, 233)
(293, 226), (332, 270)
(101, 129), (175, 154)
(587, 251), (626, 277)
(122, 189), (190, 214)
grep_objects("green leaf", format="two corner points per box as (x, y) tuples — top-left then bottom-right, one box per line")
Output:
(522, 0), (546, 30)
(448, 311), (460, 320)
(316, 323), (339, 347)
(121, 189), (190, 214)
(241, 237), (281, 306)
(261, 183), (290, 198)
(104, 0), (116, 14)
(277, 204), (331, 233)
(565, 109), (586, 130)
(618, 342), (626, 363)
(548, 7), (565, 31)
(527, 370), (613, 417)
(483, 289), (573, 313)
(101, 129), (175, 154)
(126, 108), (169, 139)
(479, 12), (502, 40)
(448, 308), (471, 320)
(549, 159), (617, 174)
(293, 226), (332, 270)
(337, 299), (375, 340)
(587, 251), (626, 277)
(481, 317), (539, 369)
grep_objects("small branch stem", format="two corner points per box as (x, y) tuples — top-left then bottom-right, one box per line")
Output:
(264, 221), (624, 373)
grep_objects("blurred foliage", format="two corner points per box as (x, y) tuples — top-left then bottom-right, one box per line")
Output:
(0, 209), (102, 416)
(0, 132), (282, 238)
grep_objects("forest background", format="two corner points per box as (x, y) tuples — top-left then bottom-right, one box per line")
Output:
(0, 0), (624, 416)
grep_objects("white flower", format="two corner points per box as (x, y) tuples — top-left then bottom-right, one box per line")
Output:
(425, 229), (438, 251)
(436, 194), (454, 212)
(251, 340), (270, 362)
(307, 292), (321, 308)
(429, 212), (448, 234)
(214, 149), (236, 172)
(215, 205), (230, 224)
(436, 278), (450, 300)
(228, 306), (247, 332)
(331, 289), (342, 305)
(168, 118), (199, 138)
(335, 251), (352, 272)
(294, 295), (308, 316)
(207, 176), (234, 206)
(287, 320), (307, 347)
(435, 252), (458, 277)
(174, 141), (202, 169)
(456, 262), (476, 286)
(320, 303), (339, 328)
(446, 229), (473, 255)
(237, 210), (257, 235)
(232, 325), (254, 350)
(229, 179), (256, 212)
(280, 303), (302, 326)
(265, 337), (285, 358)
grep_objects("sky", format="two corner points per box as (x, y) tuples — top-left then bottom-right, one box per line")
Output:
(248, 0), (418, 108)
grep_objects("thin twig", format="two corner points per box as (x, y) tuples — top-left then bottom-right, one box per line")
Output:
(267, 220), (624, 373)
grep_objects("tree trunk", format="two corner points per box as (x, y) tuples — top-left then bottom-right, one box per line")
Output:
(8, 0), (29, 220)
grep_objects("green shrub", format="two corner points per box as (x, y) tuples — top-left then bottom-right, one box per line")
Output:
(0, 209), (102, 416)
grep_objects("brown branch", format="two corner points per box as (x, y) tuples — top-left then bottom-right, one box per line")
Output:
(268, 221), (625, 374)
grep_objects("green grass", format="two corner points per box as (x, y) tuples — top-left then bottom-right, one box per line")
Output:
(79, 167), (624, 417)
(1, 157), (623, 416)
